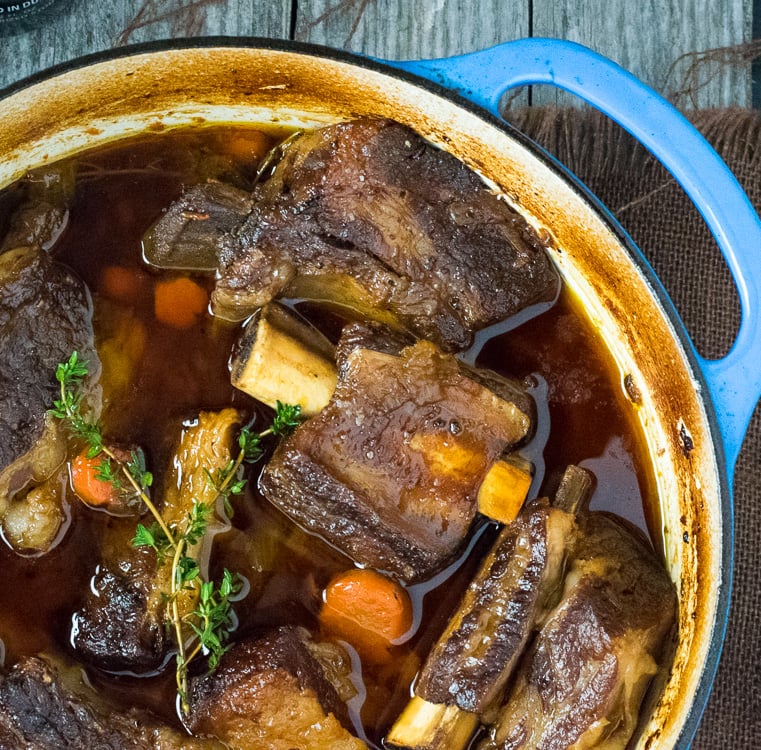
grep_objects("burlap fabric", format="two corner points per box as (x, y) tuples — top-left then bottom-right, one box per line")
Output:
(509, 106), (761, 748)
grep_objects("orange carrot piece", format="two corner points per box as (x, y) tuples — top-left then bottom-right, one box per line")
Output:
(320, 569), (413, 663)
(70, 451), (120, 507)
(100, 266), (143, 302)
(154, 277), (208, 329)
(219, 129), (272, 163)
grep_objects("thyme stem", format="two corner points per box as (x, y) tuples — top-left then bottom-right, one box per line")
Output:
(170, 536), (190, 710)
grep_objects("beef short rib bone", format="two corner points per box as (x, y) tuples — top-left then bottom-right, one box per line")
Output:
(230, 302), (339, 418)
(386, 466), (591, 750)
(481, 507), (677, 749)
(260, 324), (534, 582)
(212, 117), (559, 351)
(0, 246), (100, 553)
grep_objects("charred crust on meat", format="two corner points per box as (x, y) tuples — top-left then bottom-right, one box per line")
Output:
(211, 117), (560, 350)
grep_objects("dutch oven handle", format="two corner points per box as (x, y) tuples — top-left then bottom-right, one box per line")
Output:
(382, 38), (761, 473)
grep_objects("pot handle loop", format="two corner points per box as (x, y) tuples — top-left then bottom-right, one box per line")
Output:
(384, 38), (761, 471)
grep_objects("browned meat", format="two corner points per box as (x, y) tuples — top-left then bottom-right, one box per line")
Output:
(260, 337), (532, 582)
(187, 626), (365, 750)
(334, 320), (415, 369)
(336, 320), (533, 412)
(385, 468), (591, 750)
(0, 246), (97, 474)
(0, 164), (74, 254)
(71, 541), (166, 672)
(415, 496), (580, 716)
(482, 512), (677, 750)
(143, 182), (253, 272)
(0, 655), (217, 749)
(0, 246), (99, 552)
(212, 118), (559, 351)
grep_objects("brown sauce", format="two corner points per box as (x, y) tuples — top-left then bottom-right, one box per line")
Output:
(0, 128), (658, 747)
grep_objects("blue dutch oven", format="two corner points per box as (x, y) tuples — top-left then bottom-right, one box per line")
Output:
(1, 37), (759, 748)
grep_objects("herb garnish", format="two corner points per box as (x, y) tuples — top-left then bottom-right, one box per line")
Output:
(51, 351), (303, 712)
(206, 401), (302, 517)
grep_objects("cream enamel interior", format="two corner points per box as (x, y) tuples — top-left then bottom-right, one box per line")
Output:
(0, 45), (724, 748)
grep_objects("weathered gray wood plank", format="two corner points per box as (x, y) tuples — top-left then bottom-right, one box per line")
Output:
(298, 0), (753, 109)
(531, 0), (752, 108)
(0, 0), (291, 92)
(295, 0), (530, 60)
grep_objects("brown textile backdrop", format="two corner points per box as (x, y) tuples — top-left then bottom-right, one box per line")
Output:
(508, 106), (761, 748)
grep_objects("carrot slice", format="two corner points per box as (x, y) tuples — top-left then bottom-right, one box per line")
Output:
(154, 277), (208, 329)
(70, 450), (120, 507)
(100, 266), (143, 302)
(320, 569), (413, 663)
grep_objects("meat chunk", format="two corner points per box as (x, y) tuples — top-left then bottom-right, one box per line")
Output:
(187, 626), (365, 750)
(334, 319), (415, 367)
(212, 118), (559, 351)
(71, 542), (166, 672)
(143, 182), (253, 272)
(336, 320), (533, 412)
(0, 163), (74, 254)
(260, 337), (532, 582)
(0, 247), (97, 475)
(415, 496), (580, 715)
(0, 655), (217, 749)
(0, 246), (99, 553)
(482, 512), (677, 750)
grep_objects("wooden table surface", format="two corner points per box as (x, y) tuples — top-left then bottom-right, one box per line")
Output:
(0, 0), (753, 108)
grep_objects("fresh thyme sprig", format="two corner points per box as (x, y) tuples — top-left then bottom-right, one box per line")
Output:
(163, 402), (303, 711)
(159, 403), (302, 708)
(51, 352), (303, 714)
(131, 521), (172, 561)
(51, 352), (104, 455)
(185, 570), (243, 671)
(269, 400), (303, 437)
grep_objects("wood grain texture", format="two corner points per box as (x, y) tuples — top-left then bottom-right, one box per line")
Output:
(295, 0), (530, 59)
(0, 0), (291, 92)
(531, 0), (752, 108)
(297, 0), (753, 109)
(294, 0), (532, 106)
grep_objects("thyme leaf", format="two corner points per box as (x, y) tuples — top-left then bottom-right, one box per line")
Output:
(187, 569), (243, 670)
(205, 404), (302, 519)
(132, 521), (173, 563)
(127, 448), (153, 489)
(94, 456), (123, 489)
(238, 425), (263, 462)
(270, 400), (303, 437)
